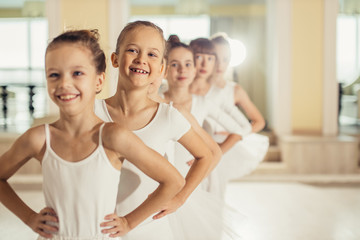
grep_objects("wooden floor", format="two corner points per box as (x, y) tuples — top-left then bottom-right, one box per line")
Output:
(1, 180), (359, 240)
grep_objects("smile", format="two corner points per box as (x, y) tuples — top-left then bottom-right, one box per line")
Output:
(57, 94), (78, 101)
(130, 68), (149, 74)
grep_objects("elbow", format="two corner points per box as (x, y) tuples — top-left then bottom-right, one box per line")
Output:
(172, 173), (186, 193)
(253, 118), (266, 132)
(212, 144), (222, 166)
(204, 148), (214, 170)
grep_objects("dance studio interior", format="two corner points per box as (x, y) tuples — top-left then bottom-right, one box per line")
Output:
(0, 0), (359, 239)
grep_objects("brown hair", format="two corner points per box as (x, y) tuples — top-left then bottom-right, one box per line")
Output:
(189, 38), (216, 56)
(115, 20), (165, 56)
(165, 34), (194, 62)
(210, 32), (230, 49)
(46, 29), (106, 74)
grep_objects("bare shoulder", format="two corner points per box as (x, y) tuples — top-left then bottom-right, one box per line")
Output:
(234, 84), (250, 104)
(20, 125), (45, 148)
(234, 84), (246, 96)
(7, 125), (46, 160)
(102, 122), (132, 146)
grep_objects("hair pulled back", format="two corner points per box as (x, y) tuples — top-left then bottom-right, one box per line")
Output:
(46, 29), (106, 74)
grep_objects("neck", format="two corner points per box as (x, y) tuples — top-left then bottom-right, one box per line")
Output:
(189, 76), (210, 95)
(57, 110), (100, 137)
(210, 74), (226, 88)
(148, 92), (167, 103)
(111, 85), (152, 116)
(165, 85), (192, 103)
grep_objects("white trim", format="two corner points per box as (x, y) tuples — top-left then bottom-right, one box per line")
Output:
(323, 0), (339, 136)
(267, 0), (292, 136)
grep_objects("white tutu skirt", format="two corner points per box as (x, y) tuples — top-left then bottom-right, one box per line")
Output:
(217, 133), (269, 180)
(202, 133), (269, 198)
(168, 189), (246, 240)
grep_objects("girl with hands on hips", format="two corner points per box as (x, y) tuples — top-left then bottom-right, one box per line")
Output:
(0, 29), (184, 240)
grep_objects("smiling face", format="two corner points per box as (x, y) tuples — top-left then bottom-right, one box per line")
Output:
(45, 43), (103, 116)
(166, 47), (196, 89)
(194, 53), (216, 80)
(112, 26), (165, 90)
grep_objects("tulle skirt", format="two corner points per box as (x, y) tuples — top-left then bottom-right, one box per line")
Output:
(202, 133), (269, 198)
(169, 189), (246, 240)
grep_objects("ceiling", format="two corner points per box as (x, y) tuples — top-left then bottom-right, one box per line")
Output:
(0, 0), (265, 9)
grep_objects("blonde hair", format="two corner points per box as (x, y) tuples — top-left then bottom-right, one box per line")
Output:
(115, 20), (165, 55)
(46, 29), (106, 74)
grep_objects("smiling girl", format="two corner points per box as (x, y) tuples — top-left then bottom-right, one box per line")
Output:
(0, 29), (184, 240)
(94, 21), (214, 240)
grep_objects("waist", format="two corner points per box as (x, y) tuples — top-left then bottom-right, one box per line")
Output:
(37, 234), (121, 240)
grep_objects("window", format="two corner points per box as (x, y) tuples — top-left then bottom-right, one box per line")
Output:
(337, 15), (360, 86)
(0, 18), (48, 133)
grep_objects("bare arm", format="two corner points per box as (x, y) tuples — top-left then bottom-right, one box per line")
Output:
(234, 85), (265, 133)
(0, 126), (58, 238)
(152, 127), (212, 220)
(101, 123), (185, 235)
(177, 128), (212, 200)
(207, 101), (249, 154)
(177, 108), (222, 175)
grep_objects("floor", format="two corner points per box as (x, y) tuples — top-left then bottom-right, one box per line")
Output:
(0, 181), (359, 240)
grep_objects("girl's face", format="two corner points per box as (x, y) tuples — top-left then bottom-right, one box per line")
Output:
(112, 26), (165, 90)
(45, 44), (103, 116)
(194, 53), (216, 80)
(214, 43), (231, 77)
(166, 47), (196, 88)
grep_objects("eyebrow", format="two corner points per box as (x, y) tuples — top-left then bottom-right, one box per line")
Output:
(126, 43), (161, 53)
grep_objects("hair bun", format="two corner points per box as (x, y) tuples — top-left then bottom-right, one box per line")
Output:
(167, 35), (180, 43)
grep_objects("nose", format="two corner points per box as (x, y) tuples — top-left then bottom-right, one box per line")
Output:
(201, 59), (207, 67)
(134, 52), (146, 65)
(58, 74), (72, 88)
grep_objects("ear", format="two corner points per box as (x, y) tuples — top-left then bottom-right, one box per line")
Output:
(160, 60), (165, 74)
(164, 65), (169, 79)
(95, 72), (105, 94)
(111, 52), (119, 68)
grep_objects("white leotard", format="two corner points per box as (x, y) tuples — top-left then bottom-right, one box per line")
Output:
(205, 82), (269, 198)
(40, 123), (121, 240)
(94, 99), (191, 240)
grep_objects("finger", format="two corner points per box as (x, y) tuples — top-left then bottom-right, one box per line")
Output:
(100, 219), (117, 228)
(101, 226), (116, 234)
(186, 160), (195, 166)
(41, 214), (58, 223)
(109, 231), (126, 237)
(35, 228), (54, 239)
(103, 213), (117, 220)
(41, 208), (58, 219)
(38, 222), (58, 233)
(152, 210), (168, 220)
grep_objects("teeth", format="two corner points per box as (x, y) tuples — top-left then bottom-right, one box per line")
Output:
(131, 68), (148, 74)
(59, 94), (77, 100)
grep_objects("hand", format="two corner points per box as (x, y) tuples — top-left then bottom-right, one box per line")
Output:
(186, 159), (195, 166)
(215, 131), (230, 136)
(100, 214), (130, 237)
(26, 207), (58, 238)
(152, 196), (184, 220)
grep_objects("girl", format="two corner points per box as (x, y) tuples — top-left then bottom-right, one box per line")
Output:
(159, 35), (247, 240)
(0, 29), (184, 240)
(162, 35), (251, 196)
(206, 33), (269, 181)
(191, 35), (269, 194)
(94, 21), (214, 240)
